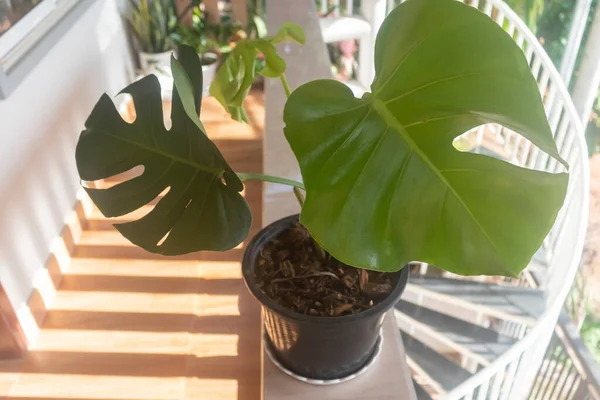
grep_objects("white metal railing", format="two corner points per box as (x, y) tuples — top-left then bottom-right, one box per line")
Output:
(315, 0), (589, 398)
(530, 313), (600, 400)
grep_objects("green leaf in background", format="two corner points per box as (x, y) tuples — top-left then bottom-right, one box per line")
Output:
(75, 45), (251, 255)
(252, 15), (268, 39)
(270, 22), (306, 45)
(283, 0), (568, 276)
(209, 23), (305, 122)
(253, 40), (286, 77)
(210, 42), (257, 123)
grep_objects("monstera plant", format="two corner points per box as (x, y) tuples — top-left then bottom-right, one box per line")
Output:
(76, 0), (568, 382)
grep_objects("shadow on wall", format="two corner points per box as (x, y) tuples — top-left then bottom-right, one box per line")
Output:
(0, 0), (134, 317)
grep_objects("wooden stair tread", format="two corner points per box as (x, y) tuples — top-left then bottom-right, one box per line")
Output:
(397, 300), (516, 363)
(404, 335), (473, 393)
(5, 91), (265, 400)
(413, 379), (434, 400)
(405, 275), (546, 324)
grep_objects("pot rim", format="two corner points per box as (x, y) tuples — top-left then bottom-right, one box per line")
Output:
(242, 214), (409, 325)
(200, 52), (219, 65)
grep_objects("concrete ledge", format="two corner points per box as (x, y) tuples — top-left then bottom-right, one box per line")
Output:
(263, 312), (417, 399)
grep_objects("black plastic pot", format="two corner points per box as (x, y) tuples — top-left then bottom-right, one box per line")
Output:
(242, 214), (409, 380)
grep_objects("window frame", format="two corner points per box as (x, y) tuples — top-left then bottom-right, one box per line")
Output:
(0, 0), (95, 99)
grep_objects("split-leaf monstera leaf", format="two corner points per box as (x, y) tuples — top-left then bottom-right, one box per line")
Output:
(283, 0), (568, 276)
(75, 46), (251, 255)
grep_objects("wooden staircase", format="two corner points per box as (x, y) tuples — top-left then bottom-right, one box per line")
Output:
(396, 266), (546, 399)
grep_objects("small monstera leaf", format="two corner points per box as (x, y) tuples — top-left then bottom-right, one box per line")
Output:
(270, 22), (306, 45)
(76, 45), (251, 255)
(284, 0), (568, 276)
(210, 23), (305, 122)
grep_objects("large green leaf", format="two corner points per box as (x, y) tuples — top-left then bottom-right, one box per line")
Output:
(283, 0), (568, 276)
(75, 46), (251, 255)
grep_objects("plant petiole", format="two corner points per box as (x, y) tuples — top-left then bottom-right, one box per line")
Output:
(280, 74), (291, 98)
(237, 172), (304, 189)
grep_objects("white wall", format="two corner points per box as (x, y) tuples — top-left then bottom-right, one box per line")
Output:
(0, 0), (134, 329)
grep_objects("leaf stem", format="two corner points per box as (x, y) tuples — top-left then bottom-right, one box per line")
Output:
(293, 187), (305, 206)
(280, 74), (291, 98)
(237, 172), (304, 189)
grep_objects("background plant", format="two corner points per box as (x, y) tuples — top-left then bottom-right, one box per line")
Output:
(170, 3), (267, 58)
(127, 0), (200, 53)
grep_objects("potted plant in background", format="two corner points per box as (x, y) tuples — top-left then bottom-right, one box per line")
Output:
(76, 0), (568, 383)
(126, 0), (180, 71)
(170, 4), (267, 96)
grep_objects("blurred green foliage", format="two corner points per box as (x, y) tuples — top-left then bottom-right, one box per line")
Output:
(508, 0), (600, 155)
(581, 312), (600, 363)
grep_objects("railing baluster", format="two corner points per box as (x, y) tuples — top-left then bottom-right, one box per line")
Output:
(320, 0), (327, 14)
(483, 2), (493, 16)
(358, 0), (387, 88)
(506, 20), (516, 37)
(503, 128), (514, 154)
(542, 347), (567, 400)
(514, 30), (525, 49)
(510, 135), (523, 165)
(525, 42), (535, 64)
(500, 357), (520, 400)
(519, 140), (532, 166)
(548, 162), (579, 255)
(531, 55), (543, 79)
(474, 125), (485, 152)
(495, 10), (505, 28)
(547, 116), (570, 172)
(552, 361), (575, 399)
(538, 69), (551, 100)
(526, 145), (541, 170)
(346, 0), (353, 15)
(333, 0), (340, 16)
(489, 370), (505, 400)
(471, 0), (480, 8)
(566, 376), (582, 400)
(387, 0), (394, 14)
(476, 380), (490, 400)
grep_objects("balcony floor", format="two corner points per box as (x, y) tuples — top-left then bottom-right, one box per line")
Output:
(0, 91), (265, 400)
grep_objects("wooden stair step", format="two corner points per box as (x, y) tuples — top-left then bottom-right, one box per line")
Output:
(396, 300), (516, 363)
(404, 275), (545, 326)
(404, 335), (473, 394)
(412, 379), (434, 400)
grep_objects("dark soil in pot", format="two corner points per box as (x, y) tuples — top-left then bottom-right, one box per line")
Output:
(242, 214), (409, 380)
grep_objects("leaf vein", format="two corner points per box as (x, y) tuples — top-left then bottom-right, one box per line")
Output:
(383, 149), (413, 249)
(314, 108), (373, 184)
(403, 114), (474, 129)
(370, 98), (504, 263)
(336, 125), (390, 225)
(95, 128), (223, 176)
(383, 71), (490, 105)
